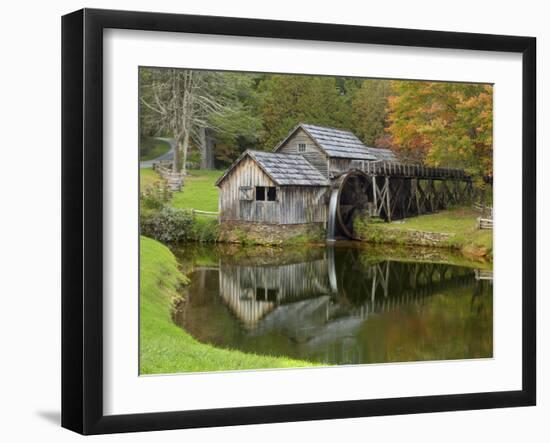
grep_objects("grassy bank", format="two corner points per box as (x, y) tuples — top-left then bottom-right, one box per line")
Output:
(139, 137), (171, 161)
(172, 169), (223, 213)
(355, 208), (493, 261)
(140, 168), (221, 244)
(140, 168), (162, 189)
(140, 235), (316, 374)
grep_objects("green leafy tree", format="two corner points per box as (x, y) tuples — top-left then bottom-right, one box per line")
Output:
(258, 75), (351, 150)
(207, 72), (263, 165)
(351, 79), (392, 146)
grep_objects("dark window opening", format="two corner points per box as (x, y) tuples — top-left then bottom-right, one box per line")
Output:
(267, 187), (277, 201)
(298, 143), (306, 152)
(256, 186), (277, 201)
(255, 186), (265, 201)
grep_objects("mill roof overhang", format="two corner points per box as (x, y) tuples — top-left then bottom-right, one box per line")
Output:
(273, 123), (398, 162)
(215, 150), (330, 187)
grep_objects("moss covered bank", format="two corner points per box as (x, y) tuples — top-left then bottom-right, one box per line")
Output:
(139, 236), (317, 374)
(354, 208), (493, 262)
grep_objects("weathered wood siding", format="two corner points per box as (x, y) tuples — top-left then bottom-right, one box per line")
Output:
(219, 258), (331, 329)
(219, 156), (328, 224)
(277, 129), (329, 177)
(279, 186), (327, 224)
(219, 157), (278, 223)
(329, 158), (357, 175)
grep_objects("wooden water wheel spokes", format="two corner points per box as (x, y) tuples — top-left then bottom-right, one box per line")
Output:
(335, 170), (371, 239)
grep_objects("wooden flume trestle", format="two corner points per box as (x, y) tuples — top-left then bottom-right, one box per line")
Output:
(332, 160), (476, 238)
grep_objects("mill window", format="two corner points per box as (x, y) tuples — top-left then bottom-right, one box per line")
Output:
(267, 187), (277, 201)
(298, 143), (306, 152)
(255, 186), (277, 201)
(255, 186), (265, 201)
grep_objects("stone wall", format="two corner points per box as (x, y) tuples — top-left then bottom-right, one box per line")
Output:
(218, 221), (326, 245)
(357, 225), (453, 247)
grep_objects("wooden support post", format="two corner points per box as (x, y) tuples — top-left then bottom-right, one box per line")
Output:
(390, 178), (405, 219)
(372, 176), (378, 215)
(377, 176), (387, 217)
(440, 180), (449, 209)
(416, 180), (425, 214)
(406, 179), (417, 216)
(385, 176), (391, 222)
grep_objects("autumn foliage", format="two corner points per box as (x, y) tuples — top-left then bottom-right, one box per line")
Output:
(385, 81), (493, 179)
(140, 67), (494, 182)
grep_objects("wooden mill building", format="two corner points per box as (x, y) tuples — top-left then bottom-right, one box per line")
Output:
(216, 123), (395, 226)
(216, 123), (471, 239)
(272, 123), (396, 177)
(215, 148), (330, 225)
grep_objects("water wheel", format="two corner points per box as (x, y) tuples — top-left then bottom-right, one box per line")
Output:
(334, 170), (371, 239)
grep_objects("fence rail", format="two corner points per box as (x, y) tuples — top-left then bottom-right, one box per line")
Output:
(477, 217), (494, 230)
(192, 209), (219, 218)
(473, 203), (493, 217)
(153, 161), (184, 191)
(473, 203), (493, 230)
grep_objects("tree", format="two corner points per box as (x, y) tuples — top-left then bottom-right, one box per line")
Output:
(206, 72), (263, 166)
(138, 68), (159, 139)
(258, 75), (351, 150)
(351, 79), (392, 146)
(385, 81), (493, 179)
(140, 68), (200, 174)
(140, 68), (263, 171)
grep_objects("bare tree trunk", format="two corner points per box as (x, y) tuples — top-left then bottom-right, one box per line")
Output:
(199, 127), (216, 169)
(172, 138), (181, 173)
(181, 130), (190, 176)
(199, 126), (207, 169)
(141, 68), (233, 175)
(206, 129), (215, 169)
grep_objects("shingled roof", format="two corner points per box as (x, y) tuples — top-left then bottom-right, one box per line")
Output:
(215, 150), (330, 187)
(364, 146), (398, 162)
(274, 123), (398, 162)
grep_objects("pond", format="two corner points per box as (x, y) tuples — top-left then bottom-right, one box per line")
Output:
(172, 244), (493, 366)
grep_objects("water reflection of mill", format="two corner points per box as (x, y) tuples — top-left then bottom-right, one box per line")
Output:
(217, 249), (491, 347)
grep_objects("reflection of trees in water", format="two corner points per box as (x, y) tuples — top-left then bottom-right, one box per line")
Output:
(217, 248), (487, 338)
(470, 278), (492, 317)
(177, 246), (493, 365)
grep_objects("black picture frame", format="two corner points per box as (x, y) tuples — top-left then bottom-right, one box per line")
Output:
(61, 8), (536, 435)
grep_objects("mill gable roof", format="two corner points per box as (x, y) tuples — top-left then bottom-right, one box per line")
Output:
(215, 150), (330, 187)
(274, 123), (398, 162)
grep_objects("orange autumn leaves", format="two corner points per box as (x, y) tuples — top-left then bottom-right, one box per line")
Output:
(385, 81), (493, 180)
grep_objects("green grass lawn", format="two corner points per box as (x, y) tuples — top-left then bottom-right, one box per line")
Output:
(384, 207), (481, 233)
(140, 167), (163, 190)
(140, 168), (221, 211)
(140, 235), (317, 374)
(140, 137), (171, 161)
(171, 169), (223, 213)
(357, 207), (493, 260)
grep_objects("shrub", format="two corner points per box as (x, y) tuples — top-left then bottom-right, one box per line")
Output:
(140, 207), (195, 243)
(140, 181), (172, 210)
(141, 207), (220, 244)
(191, 218), (220, 243)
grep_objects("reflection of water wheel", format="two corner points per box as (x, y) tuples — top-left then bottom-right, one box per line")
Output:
(336, 248), (373, 302)
(334, 170), (371, 239)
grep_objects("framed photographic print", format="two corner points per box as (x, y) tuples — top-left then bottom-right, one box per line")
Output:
(61, 8), (536, 435)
